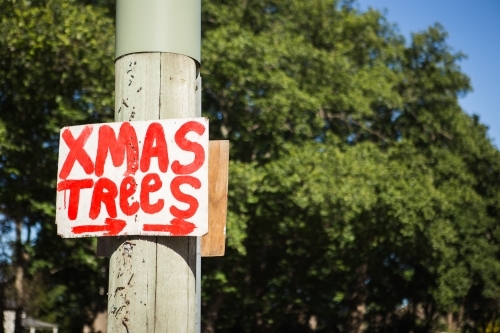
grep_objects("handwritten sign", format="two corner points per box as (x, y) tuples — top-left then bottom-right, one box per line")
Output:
(55, 118), (208, 238)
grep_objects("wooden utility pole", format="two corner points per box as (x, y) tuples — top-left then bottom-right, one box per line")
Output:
(106, 1), (201, 332)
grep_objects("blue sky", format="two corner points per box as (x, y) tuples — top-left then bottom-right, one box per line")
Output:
(356, 0), (500, 147)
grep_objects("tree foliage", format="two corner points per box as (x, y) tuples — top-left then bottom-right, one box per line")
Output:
(0, 0), (499, 333)
(0, 0), (113, 331)
(200, 1), (500, 332)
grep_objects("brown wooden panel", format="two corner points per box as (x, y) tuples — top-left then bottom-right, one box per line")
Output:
(201, 140), (229, 257)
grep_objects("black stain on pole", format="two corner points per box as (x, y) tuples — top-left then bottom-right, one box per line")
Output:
(115, 305), (125, 317)
(123, 241), (136, 258)
(114, 286), (125, 296)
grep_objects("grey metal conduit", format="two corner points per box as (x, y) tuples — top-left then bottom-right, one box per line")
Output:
(116, 0), (201, 64)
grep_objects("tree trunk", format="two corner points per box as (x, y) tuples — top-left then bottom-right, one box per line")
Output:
(202, 292), (224, 333)
(447, 312), (455, 332)
(457, 304), (464, 331)
(346, 262), (368, 333)
(408, 301), (415, 333)
(14, 220), (24, 333)
(0, 281), (5, 333)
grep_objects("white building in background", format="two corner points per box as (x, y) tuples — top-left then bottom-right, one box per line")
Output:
(3, 311), (14, 333)
(3, 311), (59, 333)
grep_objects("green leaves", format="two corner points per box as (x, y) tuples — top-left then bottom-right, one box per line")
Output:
(200, 1), (500, 332)
(0, 0), (114, 330)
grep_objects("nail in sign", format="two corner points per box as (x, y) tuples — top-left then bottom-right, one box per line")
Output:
(55, 118), (209, 238)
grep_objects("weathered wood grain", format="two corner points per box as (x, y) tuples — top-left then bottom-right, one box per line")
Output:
(115, 53), (161, 122)
(155, 236), (196, 332)
(160, 54), (197, 120)
(153, 52), (197, 333)
(195, 74), (202, 333)
(201, 141), (229, 257)
(107, 236), (157, 333)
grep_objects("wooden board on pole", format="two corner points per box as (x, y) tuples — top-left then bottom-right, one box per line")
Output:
(202, 141), (229, 257)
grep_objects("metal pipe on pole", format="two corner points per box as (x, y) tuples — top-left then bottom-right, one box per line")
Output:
(106, 1), (201, 332)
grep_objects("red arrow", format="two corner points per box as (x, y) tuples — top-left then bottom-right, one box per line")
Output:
(72, 218), (126, 236)
(143, 218), (195, 236)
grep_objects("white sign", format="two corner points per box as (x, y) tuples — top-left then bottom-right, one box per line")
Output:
(55, 118), (208, 238)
